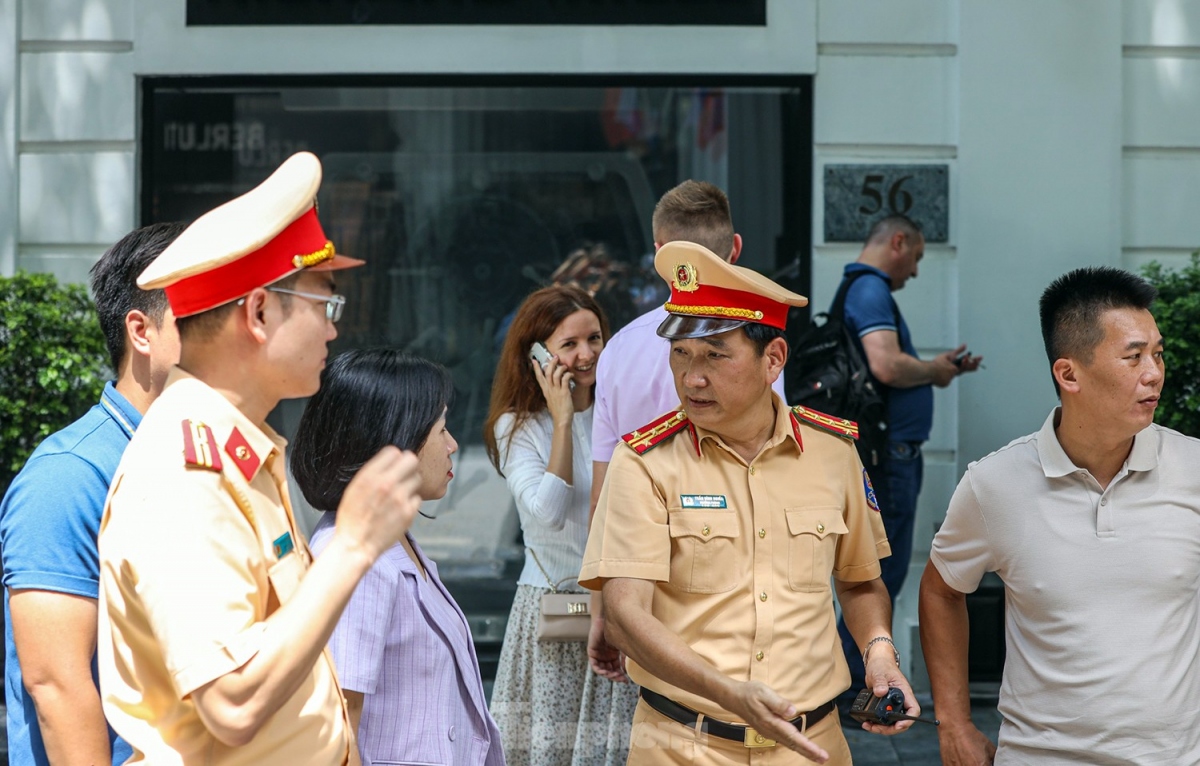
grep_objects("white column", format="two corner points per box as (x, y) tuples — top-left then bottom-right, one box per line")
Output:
(17, 0), (136, 283)
(0, 0), (16, 275)
(956, 0), (1123, 470)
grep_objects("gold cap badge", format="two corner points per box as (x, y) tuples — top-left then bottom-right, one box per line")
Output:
(672, 262), (700, 292)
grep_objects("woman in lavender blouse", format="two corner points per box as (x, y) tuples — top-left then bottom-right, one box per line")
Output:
(291, 349), (504, 766)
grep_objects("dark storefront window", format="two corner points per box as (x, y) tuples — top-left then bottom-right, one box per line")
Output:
(142, 77), (811, 678)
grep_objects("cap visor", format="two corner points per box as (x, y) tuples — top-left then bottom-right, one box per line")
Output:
(656, 314), (749, 340)
(309, 253), (365, 271)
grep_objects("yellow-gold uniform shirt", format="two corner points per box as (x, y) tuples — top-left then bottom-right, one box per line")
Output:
(579, 394), (890, 718)
(97, 368), (352, 766)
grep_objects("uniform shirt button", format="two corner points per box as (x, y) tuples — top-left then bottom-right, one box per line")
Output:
(448, 725), (456, 741)
(758, 528), (766, 538)
(759, 591), (768, 602)
(817, 522), (826, 533)
(749, 465), (757, 475)
(1100, 497), (1108, 506)
(756, 651), (765, 661)
(702, 525), (711, 536)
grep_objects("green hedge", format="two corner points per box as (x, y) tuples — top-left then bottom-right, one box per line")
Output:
(1142, 255), (1200, 439)
(0, 272), (109, 496)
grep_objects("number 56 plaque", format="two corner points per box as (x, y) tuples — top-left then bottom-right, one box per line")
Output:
(823, 164), (948, 243)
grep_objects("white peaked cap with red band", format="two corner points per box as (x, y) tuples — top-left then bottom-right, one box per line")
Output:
(654, 240), (808, 340)
(138, 151), (363, 318)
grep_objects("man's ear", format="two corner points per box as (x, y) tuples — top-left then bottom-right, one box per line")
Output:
(890, 230), (908, 256)
(241, 289), (271, 344)
(124, 310), (154, 360)
(1052, 357), (1081, 394)
(764, 335), (788, 382)
(728, 233), (743, 265)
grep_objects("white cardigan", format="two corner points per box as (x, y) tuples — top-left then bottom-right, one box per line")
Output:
(494, 406), (593, 592)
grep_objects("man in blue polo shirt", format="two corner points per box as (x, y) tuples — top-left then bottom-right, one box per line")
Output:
(834, 214), (982, 691)
(0, 222), (183, 766)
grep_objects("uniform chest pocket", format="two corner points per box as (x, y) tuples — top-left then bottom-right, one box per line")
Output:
(668, 511), (741, 594)
(266, 553), (305, 605)
(785, 507), (848, 592)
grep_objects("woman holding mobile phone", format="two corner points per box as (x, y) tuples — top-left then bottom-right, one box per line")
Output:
(484, 284), (637, 766)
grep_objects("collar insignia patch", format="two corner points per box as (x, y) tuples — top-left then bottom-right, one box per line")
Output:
(225, 427), (261, 481)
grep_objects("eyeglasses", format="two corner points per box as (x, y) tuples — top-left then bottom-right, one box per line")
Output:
(265, 287), (347, 323)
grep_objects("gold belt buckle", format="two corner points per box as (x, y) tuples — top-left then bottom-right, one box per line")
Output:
(743, 727), (776, 748)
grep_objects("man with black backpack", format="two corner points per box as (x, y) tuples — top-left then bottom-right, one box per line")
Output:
(793, 214), (982, 694)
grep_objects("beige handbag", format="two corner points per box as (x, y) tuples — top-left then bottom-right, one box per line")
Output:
(529, 548), (591, 642)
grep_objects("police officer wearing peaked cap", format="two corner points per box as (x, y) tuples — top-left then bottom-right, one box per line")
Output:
(579, 241), (920, 765)
(97, 151), (424, 766)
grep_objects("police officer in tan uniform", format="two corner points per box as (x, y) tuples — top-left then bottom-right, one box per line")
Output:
(97, 152), (423, 765)
(579, 242), (920, 765)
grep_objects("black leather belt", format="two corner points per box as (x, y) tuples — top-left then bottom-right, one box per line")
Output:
(640, 688), (835, 748)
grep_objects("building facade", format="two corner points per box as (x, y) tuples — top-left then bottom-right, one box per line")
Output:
(2, 0), (1197, 689)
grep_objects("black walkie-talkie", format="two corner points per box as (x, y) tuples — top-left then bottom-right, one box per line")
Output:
(848, 688), (940, 726)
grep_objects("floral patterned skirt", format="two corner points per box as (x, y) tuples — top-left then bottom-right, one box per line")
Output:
(490, 584), (640, 766)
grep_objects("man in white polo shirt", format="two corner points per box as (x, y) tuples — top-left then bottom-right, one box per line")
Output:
(919, 266), (1200, 765)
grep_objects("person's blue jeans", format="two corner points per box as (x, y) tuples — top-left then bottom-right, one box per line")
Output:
(837, 440), (924, 693)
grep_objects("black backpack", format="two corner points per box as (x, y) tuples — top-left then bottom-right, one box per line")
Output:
(786, 271), (897, 469)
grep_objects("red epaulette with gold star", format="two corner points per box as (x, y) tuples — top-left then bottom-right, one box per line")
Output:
(622, 409), (694, 455)
(790, 405), (859, 442)
(181, 419), (223, 471)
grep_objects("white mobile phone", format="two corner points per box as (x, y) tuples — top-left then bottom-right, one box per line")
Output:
(530, 342), (554, 369)
(529, 342), (575, 390)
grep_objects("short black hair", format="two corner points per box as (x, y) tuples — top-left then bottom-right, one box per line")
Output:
(743, 323), (788, 358)
(290, 349), (455, 513)
(88, 221), (186, 371)
(1039, 266), (1158, 393)
(866, 214), (922, 247)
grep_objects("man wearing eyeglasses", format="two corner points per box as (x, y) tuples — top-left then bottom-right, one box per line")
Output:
(96, 152), (424, 765)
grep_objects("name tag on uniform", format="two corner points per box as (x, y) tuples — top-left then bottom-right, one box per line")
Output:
(680, 494), (727, 509)
(272, 531), (295, 559)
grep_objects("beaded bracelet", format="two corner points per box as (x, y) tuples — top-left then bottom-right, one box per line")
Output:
(863, 635), (900, 668)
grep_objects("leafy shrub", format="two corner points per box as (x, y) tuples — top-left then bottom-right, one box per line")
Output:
(1142, 254), (1200, 438)
(0, 272), (109, 496)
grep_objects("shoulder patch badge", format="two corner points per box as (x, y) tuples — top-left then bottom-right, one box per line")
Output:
(863, 469), (881, 513)
(790, 405), (859, 442)
(182, 419), (223, 471)
(622, 409), (694, 456)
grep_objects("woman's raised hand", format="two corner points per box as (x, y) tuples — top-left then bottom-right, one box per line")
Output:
(531, 355), (575, 427)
